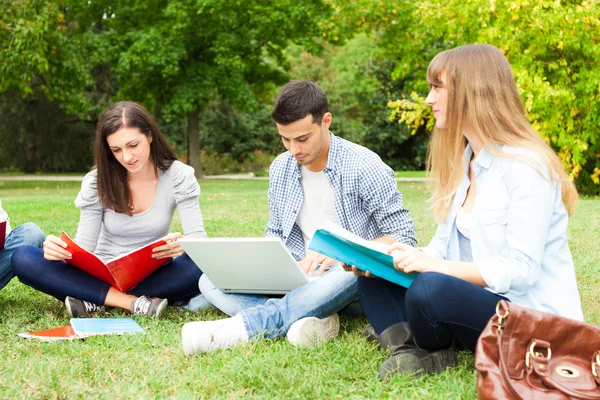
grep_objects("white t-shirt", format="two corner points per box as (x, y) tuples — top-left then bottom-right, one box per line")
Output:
(455, 207), (472, 240)
(295, 166), (340, 253)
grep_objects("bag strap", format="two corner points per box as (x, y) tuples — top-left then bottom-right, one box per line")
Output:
(496, 327), (525, 400)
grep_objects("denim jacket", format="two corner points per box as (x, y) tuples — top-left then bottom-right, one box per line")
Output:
(423, 145), (583, 321)
(265, 132), (416, 261)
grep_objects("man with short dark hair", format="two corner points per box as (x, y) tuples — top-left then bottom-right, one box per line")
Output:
(182, 80), (416, 355)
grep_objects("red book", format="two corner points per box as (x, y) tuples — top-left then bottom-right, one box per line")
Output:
(60, 232), (172, 292)
(18, 325), (78, 341)
(0, 220), (6, 250)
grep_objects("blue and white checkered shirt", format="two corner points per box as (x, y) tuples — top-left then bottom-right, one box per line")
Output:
(265, 132), (416, 261)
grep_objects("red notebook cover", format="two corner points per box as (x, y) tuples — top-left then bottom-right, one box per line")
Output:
(0, 220), (6, 250)
(60, 232), (171, 292)
(18, 325), (78, 341)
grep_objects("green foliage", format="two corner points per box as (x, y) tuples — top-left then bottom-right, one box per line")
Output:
(367, 0), (600, 194)
(67, 0), (332, 118)
(287, 34), (429, 170)
(0, 0), (94, 115)
(0, 91), (94, 172)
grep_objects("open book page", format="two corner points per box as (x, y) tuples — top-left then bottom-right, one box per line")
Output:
(105, 239), (167, 263)
(318, 220), (390, 253)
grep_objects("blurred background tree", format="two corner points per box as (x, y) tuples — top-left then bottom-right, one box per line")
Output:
(1, 0), (598, 194)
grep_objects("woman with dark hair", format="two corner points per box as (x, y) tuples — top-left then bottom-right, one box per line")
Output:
(349, 44), (582, 380)
(12, 101), (206, 318)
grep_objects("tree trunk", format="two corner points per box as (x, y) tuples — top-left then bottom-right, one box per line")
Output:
(187, 108), (202, 178)
(23, 99), (39, 173)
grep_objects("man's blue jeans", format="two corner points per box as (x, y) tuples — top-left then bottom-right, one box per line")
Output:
(0, 222), (45, 291)
(200, 264), (359, 339)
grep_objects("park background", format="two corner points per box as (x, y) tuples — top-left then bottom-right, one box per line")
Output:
(1, 0), (599, 195)
(1, 1), (599, 399)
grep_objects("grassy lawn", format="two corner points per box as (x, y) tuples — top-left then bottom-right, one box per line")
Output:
(394, 171), (427, 178)
(0, 179), (598, 399)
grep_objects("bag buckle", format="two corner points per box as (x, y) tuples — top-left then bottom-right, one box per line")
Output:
(495, 301), (509, 329)
(526, 340), (552, 368)
(593, 352), (600, 377)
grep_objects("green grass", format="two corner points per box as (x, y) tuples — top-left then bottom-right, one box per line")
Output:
(394, 171), (427, 178)
(0, 180), (598, 399)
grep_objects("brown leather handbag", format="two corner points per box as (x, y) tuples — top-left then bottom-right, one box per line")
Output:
(475, 300), (600, 399)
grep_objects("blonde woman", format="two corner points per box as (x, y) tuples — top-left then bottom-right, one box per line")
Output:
(351, 44), (583, 380)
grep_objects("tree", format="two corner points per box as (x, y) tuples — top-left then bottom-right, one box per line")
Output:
(345, 0), (600, 194)
(66, 0), (332, 177)
(0, 0), (98, 171)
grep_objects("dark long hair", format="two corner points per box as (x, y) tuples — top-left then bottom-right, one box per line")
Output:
(94, 101), (177, 214)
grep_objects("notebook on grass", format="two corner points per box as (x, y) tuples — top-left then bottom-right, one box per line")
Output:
(18, 326), (78, 342)
(70, 318), (146, 337)
(19, 318), (146, 341)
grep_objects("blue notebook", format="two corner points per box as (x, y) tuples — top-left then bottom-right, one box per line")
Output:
(70, 318), (146, 337)
(308, 221), (417, 288)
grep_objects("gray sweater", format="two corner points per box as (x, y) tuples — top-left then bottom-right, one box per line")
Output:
(74, 160), (207, 262)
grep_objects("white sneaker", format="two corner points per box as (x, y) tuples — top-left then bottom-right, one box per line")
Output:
(286, 314), (340, 348)
(181, 315), (249, 356)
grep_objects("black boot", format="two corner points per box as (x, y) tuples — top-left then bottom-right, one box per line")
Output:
(376, 322), (457, 380)
(364, 324), (379, 342)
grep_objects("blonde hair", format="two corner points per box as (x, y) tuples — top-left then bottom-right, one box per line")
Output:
(425, 44), (578, 223)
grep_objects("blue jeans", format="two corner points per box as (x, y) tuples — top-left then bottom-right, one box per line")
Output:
(0, 222), (45, 291)
(198, 274), (270, 315)
(201, 264), (359, 339)
(358, 272), (507, 352)
(12, 246), (202, 305)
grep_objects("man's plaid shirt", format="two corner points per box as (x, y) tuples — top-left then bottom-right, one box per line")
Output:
(265, 132), (417, 261)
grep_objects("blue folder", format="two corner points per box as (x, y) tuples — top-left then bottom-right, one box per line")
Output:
(308, 228), (417, 288)
(70, 318), (146, 336)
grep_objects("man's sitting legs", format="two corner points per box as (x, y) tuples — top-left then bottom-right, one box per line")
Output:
(182, 264), (358, 354)
(198, 274), (270, 316)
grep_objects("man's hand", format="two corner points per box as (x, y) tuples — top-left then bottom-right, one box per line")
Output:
(299, 251), (339, 276)
(340, 263), (374, 278)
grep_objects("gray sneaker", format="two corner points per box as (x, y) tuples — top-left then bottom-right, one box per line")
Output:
(131, 296), (168, 318)
(65, 296), (104, 318)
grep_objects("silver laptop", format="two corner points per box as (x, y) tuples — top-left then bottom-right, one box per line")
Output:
(178, 237), (315, 294)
